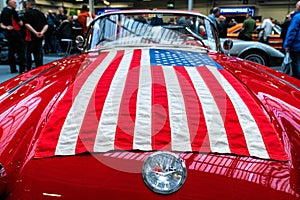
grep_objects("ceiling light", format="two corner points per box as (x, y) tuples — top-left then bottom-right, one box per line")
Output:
(103, 0), (110, 6)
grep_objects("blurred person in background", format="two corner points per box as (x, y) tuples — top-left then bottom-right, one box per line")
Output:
(23, 0), (48, 69)
(199, 25), (206, 37)
(78, 4), (96, 36)
(55, 6), (67, 25)
(44, 10), (58, 54)
(208, 7), (220, 30)
(259, 17), (273, 44)
(228, 18), (237, 28)
(72, 15), (83, 37)
(283, 1), (300, 79)
(280, 11), (294, 48)
(238, 11), (256, 41)
(150, 14), (164, 26)
(56, 15), (75, 54)
(55, 6), (66, 55)
(218, 15), (228, 38)
(0, 0), (25, 73)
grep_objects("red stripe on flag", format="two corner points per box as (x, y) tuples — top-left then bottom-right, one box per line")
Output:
(114, 49), (142, 150)
(35, 53), (109, 158)
(219, 70), (288, 161)
(151, 66), (171, 151)
(174, 67), (211, 152)
(197, 67), (250, 156)
(75, 51), (125, 154)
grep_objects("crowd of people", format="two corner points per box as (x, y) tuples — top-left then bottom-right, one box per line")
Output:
(208, 1), (300, 79)
(0, 0), (95, 74)
(0, 0), (299, 79)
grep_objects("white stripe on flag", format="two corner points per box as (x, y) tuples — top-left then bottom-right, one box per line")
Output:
(133, 49), (152, 150)
(208, 67), (269, 159)
(186, 67), (230, 153)
(162, 66), (192, 151)
(55, 50), (118, 155)
(94, 49), (133, 151)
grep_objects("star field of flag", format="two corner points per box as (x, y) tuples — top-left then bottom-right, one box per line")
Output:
(150, 49), (221, 68)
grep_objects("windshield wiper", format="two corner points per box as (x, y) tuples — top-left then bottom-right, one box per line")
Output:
(184, 27), (208, 48)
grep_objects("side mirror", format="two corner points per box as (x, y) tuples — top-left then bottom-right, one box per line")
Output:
(75, 35), (85, 50)
(223, 39), (233, 50)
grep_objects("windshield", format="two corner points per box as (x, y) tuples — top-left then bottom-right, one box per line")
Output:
(84, 10), (219, 52)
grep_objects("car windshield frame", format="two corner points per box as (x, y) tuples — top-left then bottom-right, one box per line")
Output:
(83, 10), (220, 52)
(273, 24), (282, 35)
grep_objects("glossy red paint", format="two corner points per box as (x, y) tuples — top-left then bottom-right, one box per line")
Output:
(0, 51), (299, 199)
(3, 153), (300, 199)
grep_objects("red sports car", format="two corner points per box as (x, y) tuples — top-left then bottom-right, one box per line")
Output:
(0, 10), (299, 199)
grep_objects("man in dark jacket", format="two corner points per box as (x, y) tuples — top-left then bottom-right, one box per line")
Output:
(218, 15), (228, 38)
(284, 1), (300, 79)
(0, 0), (26, 73)
(23, 0), (48, 69)
(280, 12), (293, 49)
(44, 10), (58, 54)
(55, 6), (67, 25)
(56, 16), (74, 54)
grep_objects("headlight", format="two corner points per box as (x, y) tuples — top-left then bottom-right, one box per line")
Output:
(142, 151), (187, 194)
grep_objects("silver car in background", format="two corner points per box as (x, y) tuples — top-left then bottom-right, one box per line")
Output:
(220, 38), (284, 67)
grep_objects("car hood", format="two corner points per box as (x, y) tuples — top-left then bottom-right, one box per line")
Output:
(0, 47), (299, 199)
(33, 47), (286, 161)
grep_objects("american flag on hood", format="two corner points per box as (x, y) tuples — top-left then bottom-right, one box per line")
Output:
(35, 48), (288, 161)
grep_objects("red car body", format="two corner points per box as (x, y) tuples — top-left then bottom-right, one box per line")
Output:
(0, 10), (300, 199)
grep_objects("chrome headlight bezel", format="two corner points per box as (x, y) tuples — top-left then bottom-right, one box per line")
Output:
(142, 151), (187, 194)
